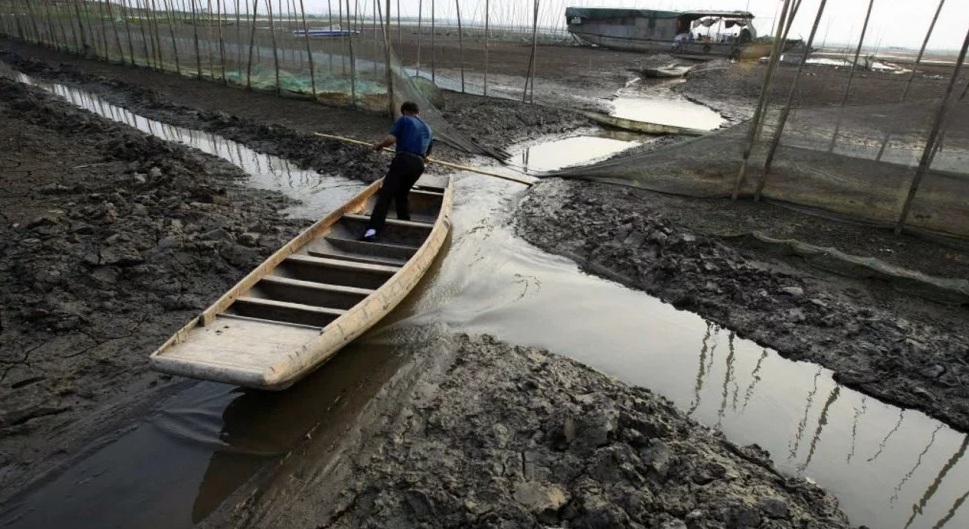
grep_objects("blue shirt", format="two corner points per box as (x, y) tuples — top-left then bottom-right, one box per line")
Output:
(390, 115), (433, 157)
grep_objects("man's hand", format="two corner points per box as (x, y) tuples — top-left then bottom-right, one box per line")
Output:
(372, 142), (383, 151)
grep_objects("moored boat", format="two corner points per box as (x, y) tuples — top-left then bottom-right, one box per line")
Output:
(149, 173), (453, 390)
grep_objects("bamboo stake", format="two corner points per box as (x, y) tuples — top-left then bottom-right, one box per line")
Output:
(9, 0), (25, 42)
(71, 0), (88, 55)
(895, 25), (969, 235)
(106, 0), (127, 63)
(46, 0), (68, 52)
(24, 0), (43, 45)
(162, 0), (182, 75)
(97, 0), (113, 61)
(754, 0), (828, 201)
(730, 0), (793, 201)
(188, 0), (203, 78)
(430, 0), (434, 83)
(415, 0), (421, 77)
(204, 0), (216, 79)
(455, 0), (464, 92)
(484, 0), (489, 97)
(216, 0), (227, 82)
(298, 0), (316, 96)
(373, 0), (380, 78)
(346, 0), (357, 106)
(313, 132), (534, 185)
(235, 0), (243, 73)
(133, 0), (154, 67)
(384, 0), (394, 116)
(875, 0), (946, 161)
(523, 0), (539, 103)
(396, 0), (400, 52)
(119, 0), (137, 64)
(61, 0), (81, 52)
(246, 0), (259, 89)
(827, 0), (876, 152)
(149, 0), (164, 69)
(338, 0), (347, 74)
(265, 0), (281, 93)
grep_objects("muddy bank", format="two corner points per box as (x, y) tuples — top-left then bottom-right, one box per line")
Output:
(210, 333), (852, 529)
(516, 179), (969, 434)
(0, 76), (303, 497)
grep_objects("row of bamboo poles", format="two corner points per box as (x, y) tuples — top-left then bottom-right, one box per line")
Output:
(0, 0), (546, 111)
(731, 0), (969, 235)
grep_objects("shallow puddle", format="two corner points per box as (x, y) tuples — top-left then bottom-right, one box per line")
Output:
(515, 135), (639, 173)
(610, 82), (725, 131)
(5, 75), (968, 529)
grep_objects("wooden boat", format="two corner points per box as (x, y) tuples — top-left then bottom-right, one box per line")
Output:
(642, 64), (693, 78)
(149, 173), (453, 390)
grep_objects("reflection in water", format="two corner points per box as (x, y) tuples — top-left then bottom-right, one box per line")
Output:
(847, 396), (868, 463)
(799, 386), (841, 474)
(893, 425), (945, 505)
(16, 72), (363, 220)
(717, 332), (736, 427)
(905, 435), (969, 529)
(741, 349), (768, 412)
(870, 410), (907, 463)
(516, 135), (639, 173)
(687, 322), (713, 416)
(790, 369), (823, 462)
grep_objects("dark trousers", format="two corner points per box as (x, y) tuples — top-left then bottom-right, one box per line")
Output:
(367, 154), (425, 235)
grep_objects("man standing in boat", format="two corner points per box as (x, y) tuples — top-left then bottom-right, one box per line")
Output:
(362, 101), (434, 242)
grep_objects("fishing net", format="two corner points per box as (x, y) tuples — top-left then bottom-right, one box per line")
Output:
(553, 94), (969, 239)
(0, 0), (504, 159)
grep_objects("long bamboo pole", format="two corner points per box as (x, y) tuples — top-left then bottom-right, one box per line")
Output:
(484, 0), (489, 97)
(119, 0), (137, 64)
(430, 0), (435, 83)
(298, 0), (317, 96)
(875, 0), (946, 162)
(162, 0), (182, 74)
(149, 0), (166, 70)
(895, 26), (969, 235)
(216, 0), (227, 83)
(730, 0), (793, 200)
(104, 2), (127, 64)
(754, 0), (829, 201)
(895, 27), (969, 235)
(265, 0), (281, 93)
(455, 0), (465, 92)
(384, 0), (394, 116)
(235, 0), (243, 73)
(345, 0), (357, 106)
(188, 0), (203, 78)
(246, 0), (259, 89)
(204, 0), (216, 79)
(827, 0), (876, 152)
(313, 132), (534, 185)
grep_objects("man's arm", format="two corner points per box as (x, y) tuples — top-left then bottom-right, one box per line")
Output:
(424, 139), (435, 160)
(372, 134), (397, 151)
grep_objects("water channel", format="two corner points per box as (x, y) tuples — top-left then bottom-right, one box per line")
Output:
(2, 74), (968, 529)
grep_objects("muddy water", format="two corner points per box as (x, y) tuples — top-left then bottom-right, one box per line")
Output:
(611, 80), (725, 130)
(5, 76), (969, 529)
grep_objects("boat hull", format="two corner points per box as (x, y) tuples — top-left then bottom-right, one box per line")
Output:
(149, 174), (453, 390)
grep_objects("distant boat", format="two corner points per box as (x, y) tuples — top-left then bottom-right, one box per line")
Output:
(293, 26), (359, 38)
(566, 8), (794, 61)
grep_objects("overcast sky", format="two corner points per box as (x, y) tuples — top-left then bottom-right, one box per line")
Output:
(172, 0), (969, 51)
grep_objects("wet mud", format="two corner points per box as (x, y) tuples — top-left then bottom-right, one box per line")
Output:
(211, 334), (852, 529)
(515, 179), (969, 435)
(0, 76), (304, 500)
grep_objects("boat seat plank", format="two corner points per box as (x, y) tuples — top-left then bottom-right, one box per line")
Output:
(324, 236), (419, 261)
(260, 275), (376, 297)
(342, 213), (434, 228)
(286, 254), (401, 274)
(230, 296), (346, 327)
(306, 248), (408, 267)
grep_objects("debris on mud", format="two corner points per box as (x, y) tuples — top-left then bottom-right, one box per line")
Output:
(317, 334), (852, 529)
(516, 179), (969, 434)
(0, 76), (303, 494)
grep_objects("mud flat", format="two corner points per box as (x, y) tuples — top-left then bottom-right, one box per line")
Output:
(516, 179), (969, 434)
(0, 75), (305, 499)
(206, 333), (852, 529)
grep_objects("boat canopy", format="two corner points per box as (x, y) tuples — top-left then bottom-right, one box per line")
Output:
(566, 8), (755, 23)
